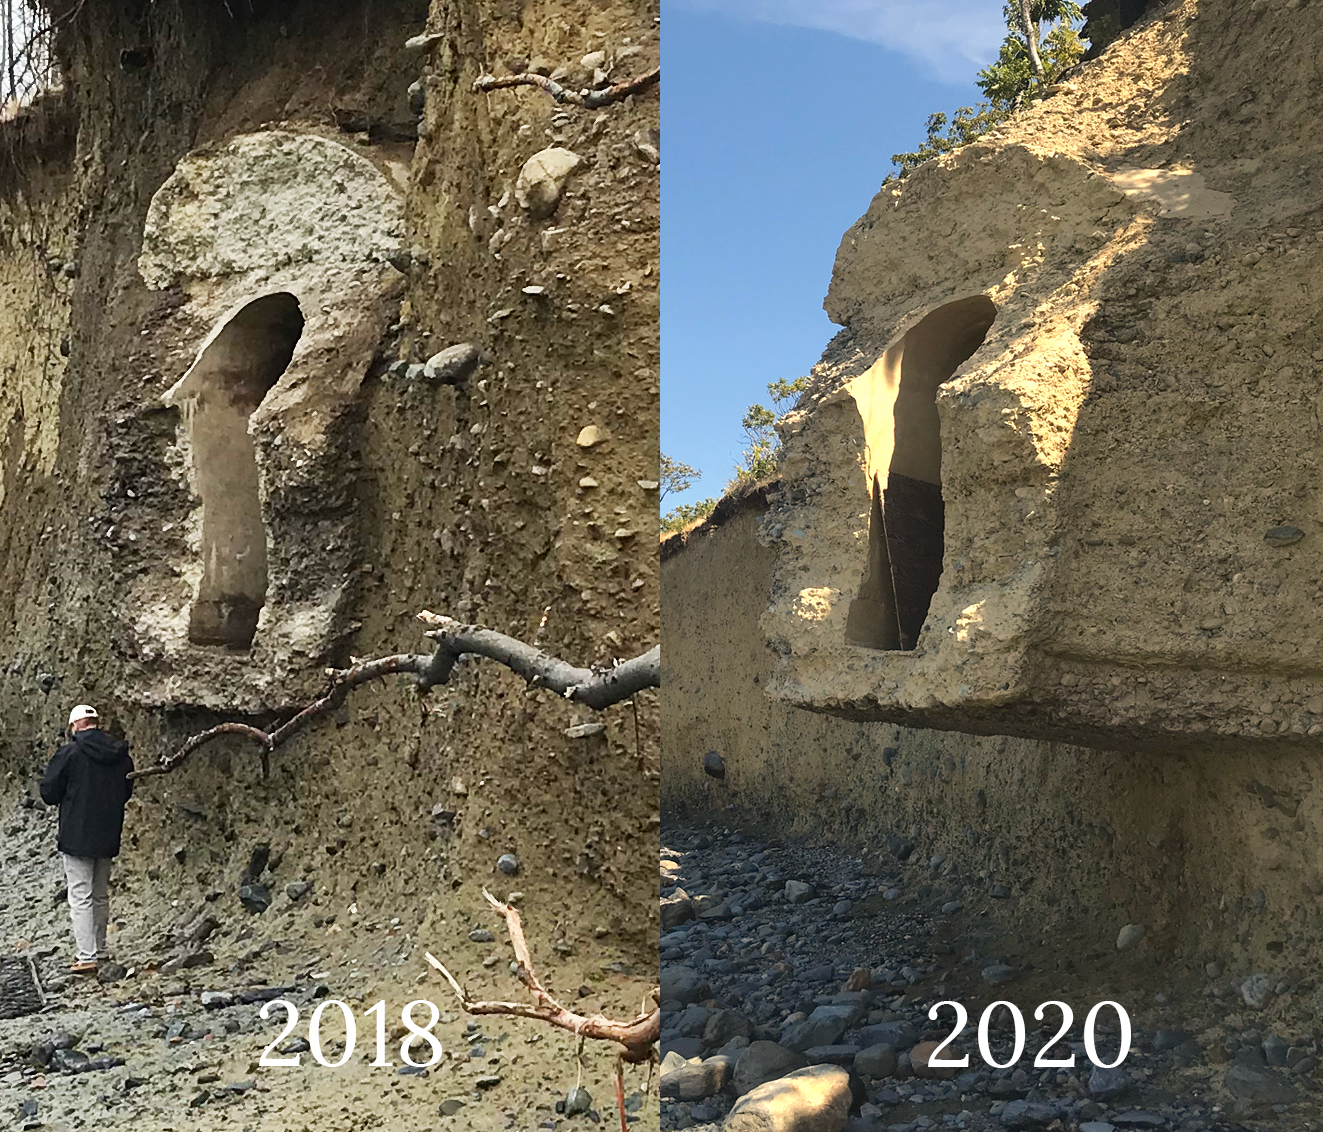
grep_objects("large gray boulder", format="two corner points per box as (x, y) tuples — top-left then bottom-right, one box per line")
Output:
(661, 890), (694, 930)
(1224, 1062), (1299, 1105)
(784, 880), (816, 904)
(780, 1005), (857, 1052)
(853, 1043), (897, 1079)
(676, 1003), (713, 1037)
(733, 1041), (811, 1095)
(858, 1020), (918, 1050)
(660, 1054), (737, 1101)
(1000, 1100), (1059, 1128)
(661, 965), (710, 1006)
(705, 1008), (753, 1046)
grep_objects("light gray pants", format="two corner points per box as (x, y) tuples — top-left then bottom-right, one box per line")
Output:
(61, 854), (111, 962)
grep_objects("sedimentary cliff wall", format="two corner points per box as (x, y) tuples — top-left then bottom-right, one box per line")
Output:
(0, 0), (658, 1007)
(761, 0), (1323, 750)
(663, 0), (1323, 987)
(664, 493), (1323, 982)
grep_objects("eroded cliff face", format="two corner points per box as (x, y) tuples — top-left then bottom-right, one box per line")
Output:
(661, 0), (1323, 1049)
(761, 0), (1323, 750)
(0, 0), (657, 1120)
(664, 495), (1323, 1023)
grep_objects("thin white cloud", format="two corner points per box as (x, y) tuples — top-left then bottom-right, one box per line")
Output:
(670, 0), (1007, 81)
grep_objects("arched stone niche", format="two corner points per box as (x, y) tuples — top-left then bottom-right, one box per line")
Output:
(127, 130), (403, 708)
(845, 296), (997, 651)
(163, 293), (305, 648)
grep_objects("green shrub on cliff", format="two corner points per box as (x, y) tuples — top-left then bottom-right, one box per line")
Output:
(890, 2), (1084, 178)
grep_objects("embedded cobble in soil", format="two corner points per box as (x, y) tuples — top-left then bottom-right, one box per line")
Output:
(660, 822), (1322, 1132)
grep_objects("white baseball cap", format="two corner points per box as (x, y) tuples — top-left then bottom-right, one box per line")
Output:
(68, 704), (99, 725)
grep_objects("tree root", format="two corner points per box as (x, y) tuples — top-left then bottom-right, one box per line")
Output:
(474, 67), (659, 109)
(128, 612), (659, 779)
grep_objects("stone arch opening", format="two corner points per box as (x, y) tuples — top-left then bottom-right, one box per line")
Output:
(170, 293), (304, 648)
(845, 295), (996, 650)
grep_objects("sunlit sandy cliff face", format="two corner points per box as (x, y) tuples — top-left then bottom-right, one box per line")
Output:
(664, 0), (1323, 981)
(759, 0), (1323, 751)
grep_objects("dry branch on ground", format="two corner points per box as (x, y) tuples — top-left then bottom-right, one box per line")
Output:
(424, 889), (661, 1064)
(426, 892), (660, 1132)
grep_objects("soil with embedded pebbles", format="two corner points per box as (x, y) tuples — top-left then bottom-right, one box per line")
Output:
(0, 792), (657, 1131)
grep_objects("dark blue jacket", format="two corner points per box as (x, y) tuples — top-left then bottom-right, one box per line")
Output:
(39, 728), (134, 858)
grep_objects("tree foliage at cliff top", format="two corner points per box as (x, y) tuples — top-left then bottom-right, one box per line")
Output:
(890, 1), (1083, 179)
(661, 376), (809, 535)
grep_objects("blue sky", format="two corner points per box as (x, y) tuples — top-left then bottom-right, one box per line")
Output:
(662, 1), (1004, 510)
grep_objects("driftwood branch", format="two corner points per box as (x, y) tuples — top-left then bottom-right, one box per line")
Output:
(418, 611), (660, 710)
(474, 67), (659, 109)
(128, 613), (659, 779)
(129, 722), (273, 780)
(425, 890), (660, 1065)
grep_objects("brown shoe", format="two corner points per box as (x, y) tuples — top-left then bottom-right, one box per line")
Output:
(69, 960), (98, 974)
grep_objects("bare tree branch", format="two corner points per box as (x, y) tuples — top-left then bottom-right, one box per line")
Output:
(130, 722), (272, 780)
(268, 653), (425, 746)
(1, 0), (69, 110)
(128, 613), (659, 779)
(417, 611), (660, 710)
(425, 890), (660, 1065)
(474, 67), (658, 109)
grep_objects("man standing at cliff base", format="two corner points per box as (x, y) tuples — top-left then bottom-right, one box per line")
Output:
(40, 705), (134, 974)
